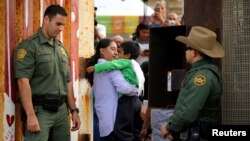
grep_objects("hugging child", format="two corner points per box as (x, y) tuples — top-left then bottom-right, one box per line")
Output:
(87, 41), (144, 141)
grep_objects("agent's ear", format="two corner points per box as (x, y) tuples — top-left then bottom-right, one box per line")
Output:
(193, 50), (199, 57)
(44, 15), (50, 24)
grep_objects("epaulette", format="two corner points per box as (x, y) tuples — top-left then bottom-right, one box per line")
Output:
(56, 39), (63, 46)
(26, 32), (39, 41)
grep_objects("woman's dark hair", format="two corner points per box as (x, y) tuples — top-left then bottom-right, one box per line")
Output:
(86, 38), (114, 85)
(120, 41), (140, 60)
(132, 22), (150, 41)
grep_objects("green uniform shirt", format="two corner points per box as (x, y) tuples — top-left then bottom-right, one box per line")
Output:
(94, 58), (138, 87)
(13, 28), (70, 96)
(168, 58), (222, 132)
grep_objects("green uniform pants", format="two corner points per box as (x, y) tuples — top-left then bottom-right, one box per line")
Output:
(24, 103), (70, 141)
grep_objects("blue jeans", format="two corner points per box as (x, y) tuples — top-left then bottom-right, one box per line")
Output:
(151, 108), (174, 141)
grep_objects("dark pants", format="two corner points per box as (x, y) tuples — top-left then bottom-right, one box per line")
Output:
(100, 132), (116, 141)
(24, 103), (70, 141)
(134, 97), (143, 141)
(113, 95), (143, 141)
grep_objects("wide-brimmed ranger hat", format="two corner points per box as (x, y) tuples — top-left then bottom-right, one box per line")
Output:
(176, 26), (225, 58)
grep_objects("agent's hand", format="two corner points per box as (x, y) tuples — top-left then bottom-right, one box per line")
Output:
(27, 114), (41, 133)
(71, 112), (81, 131)
(161, 122), (172, 140)
(86, 66), (94, 73)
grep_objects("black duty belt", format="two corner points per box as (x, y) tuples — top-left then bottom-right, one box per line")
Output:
(32, 94), (67, 107)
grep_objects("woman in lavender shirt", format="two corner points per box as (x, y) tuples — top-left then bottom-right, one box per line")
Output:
(87, 39), (138, 141)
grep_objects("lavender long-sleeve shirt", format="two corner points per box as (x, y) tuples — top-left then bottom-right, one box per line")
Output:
(93, 58), (138, 137)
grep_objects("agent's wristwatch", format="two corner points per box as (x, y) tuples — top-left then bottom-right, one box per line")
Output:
(71, 108), (79, 114)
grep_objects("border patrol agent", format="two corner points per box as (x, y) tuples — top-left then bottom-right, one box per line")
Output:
(161, 26), (225, 141)
(13, 5), (80, 141)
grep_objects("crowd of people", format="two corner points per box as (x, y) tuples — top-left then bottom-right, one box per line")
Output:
(12, 1), (224, 141)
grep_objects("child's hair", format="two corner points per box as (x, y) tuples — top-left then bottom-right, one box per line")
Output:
(120, 41), (140, 60)
(86, 38), (114, 85)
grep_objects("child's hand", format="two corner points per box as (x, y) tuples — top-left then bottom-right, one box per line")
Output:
(86, 66), (94, 73)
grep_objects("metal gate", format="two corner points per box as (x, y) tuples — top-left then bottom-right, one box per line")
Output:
(222, 0), (250, 124)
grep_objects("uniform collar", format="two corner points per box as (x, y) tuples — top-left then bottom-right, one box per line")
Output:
(37, 28), (50, 43)
(37, 28), (62, 47)
(191, 58), (211, 69)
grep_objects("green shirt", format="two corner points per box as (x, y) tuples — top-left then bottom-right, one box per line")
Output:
(13, 28), (70, 96)
(168, 59), (222, 132)
(94, 59), (138, 87)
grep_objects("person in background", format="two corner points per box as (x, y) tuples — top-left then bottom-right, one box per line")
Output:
(132, 22), (150, 44)
(166, 12), (181, 26)
(133, 24), (151, 139)
(86, 39), (139, 141)
(133, 22), (150, 65)
(112, 35), (124, 48)
(94, 6), (106, 48)
(149, 0), (167, 27)
(131, 22), (151, 140)
(13, 4), (80, 141)
(161, 26), (224, 141)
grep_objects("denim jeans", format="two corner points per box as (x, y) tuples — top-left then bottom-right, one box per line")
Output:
(151, 108), (174, 141)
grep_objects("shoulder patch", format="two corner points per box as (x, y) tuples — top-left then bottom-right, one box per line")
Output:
(194, 75), (206, 86)
(60, 48), (67, 56)
(16, 48), (27, 61)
